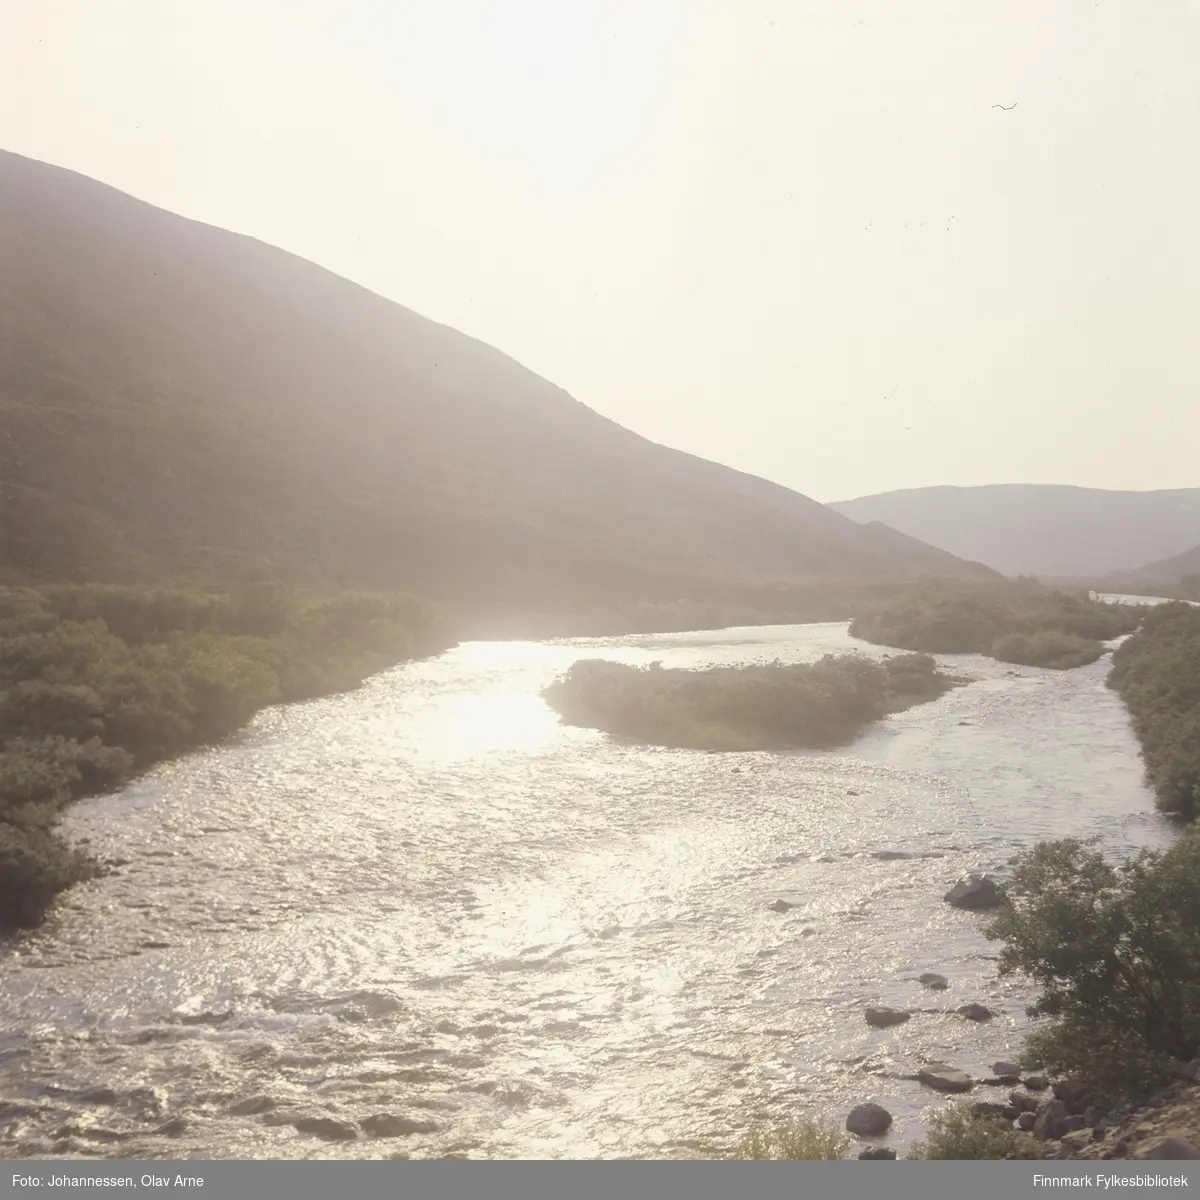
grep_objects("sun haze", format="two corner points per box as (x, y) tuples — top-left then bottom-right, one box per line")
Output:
(2, 0), (1196, 501)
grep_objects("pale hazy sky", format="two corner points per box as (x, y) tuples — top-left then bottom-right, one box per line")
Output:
(3, 0), (1197, 501)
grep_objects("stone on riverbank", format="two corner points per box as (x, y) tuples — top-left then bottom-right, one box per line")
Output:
(919, 973), (949, 990)
(846, 1103), (893, 1136)
(958, 1003), (994, 1021)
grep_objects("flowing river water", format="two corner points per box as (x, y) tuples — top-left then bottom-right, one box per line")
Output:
(0, 611), (1179, 1160)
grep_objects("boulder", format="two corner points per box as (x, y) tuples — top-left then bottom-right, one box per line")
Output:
(992, 1061), (1021, 1079)
(958, 1003), (994, 1022)
(1023, 1075), (1049, 1091)
(918, 1064), (973, 1094)
(769, 899), (799, 913)
(919, 973), (949, 990)
(865, 1006), (911, 1029)
(1135, 1136), (1200, 1160)
(361, 1113), (441, 1138)
(845, 1103), (893, 1137)
(1017, 1112), (1037, 1131)
(858, 1147), (897, 1160)
(944, 874), (1006, 910)
(292, 1116), (359, 1142)
(1001, 1105), (1020, 1120)
(1032, 1100), (1069, 1140)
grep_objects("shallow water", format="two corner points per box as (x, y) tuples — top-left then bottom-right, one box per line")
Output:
(0, 618), (1176, 1159)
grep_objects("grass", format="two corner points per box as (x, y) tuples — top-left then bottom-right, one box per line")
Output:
(908, 1105), (1044, 1160)
(542, 652), (960, 751)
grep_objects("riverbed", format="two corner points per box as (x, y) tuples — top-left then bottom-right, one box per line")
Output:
(0, 618), (1176, 1159)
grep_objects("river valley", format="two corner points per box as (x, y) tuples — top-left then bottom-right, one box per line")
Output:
(0, 615), (1178, 1160)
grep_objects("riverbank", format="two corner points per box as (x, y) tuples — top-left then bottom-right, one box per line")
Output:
(0, 620), (1171, 1160)
(0, 584), (453, 930)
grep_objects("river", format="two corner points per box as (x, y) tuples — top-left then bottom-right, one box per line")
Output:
(0, 612), (1178, 1160)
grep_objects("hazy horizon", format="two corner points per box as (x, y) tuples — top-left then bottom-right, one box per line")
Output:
(3, 0), (1197, 503)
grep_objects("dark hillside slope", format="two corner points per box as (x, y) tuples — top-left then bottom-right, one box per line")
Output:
(0, 150), (993, 600)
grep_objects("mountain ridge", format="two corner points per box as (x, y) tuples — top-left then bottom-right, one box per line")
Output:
(0, 148), (994, 600)
(831, 483), (1200, 579)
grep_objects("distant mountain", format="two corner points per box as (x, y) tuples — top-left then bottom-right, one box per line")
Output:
(830, 485), (1200, 579)
(0, 149), (993, 602)
(1119, 542), (1200, 585)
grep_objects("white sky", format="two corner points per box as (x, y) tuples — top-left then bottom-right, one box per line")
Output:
(2, 0), (1197, 502)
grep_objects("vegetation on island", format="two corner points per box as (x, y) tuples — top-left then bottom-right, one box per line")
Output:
(1107, 601), (1200, 820)
(849, 584), (1141, 668)
(0, 583), (450, 931)
(542, 652), (959, 752)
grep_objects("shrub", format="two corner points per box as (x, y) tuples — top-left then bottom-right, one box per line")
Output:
(0, 814), (97, 930)
(730, 1119), (851, 1160)
(909, 1105), (1044, 1160)
(542, 653), (959, 752)
(1108, 602), (1200, 818)
(985, 833), (1200, 1101)
(990, 630), (1105, 670)
(851, 584), (1140, 664)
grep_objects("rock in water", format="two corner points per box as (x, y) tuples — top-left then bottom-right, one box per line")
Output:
(864, 1006), (911, 1028)
(846, 1103), (893, 1136)
(992, 1061), (1021, 1079)
(360, 1113), (441, 1138)
(958, 1003), (995, 1021)
(919, 972), (949, 990)
(769, 899), (799, 912)
(918, 1064), (973, 1093)
(944, 874), (1006, 910)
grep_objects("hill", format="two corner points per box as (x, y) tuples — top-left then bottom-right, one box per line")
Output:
(830, 485), (1200, 579)
(1117, 541), (1200, 586)
(0, 149), (993, 604)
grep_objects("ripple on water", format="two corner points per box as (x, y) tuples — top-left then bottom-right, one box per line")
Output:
(0, 621), (1178, 1158)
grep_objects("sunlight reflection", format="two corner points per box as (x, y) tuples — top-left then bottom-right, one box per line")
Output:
(423, 691), (562, 760)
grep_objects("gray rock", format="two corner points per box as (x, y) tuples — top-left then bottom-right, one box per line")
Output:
(1033, 1099), (1069, 1140)
(1023, 1075), (1049, 1091)
(1136, 1136), (1200, 1160)
(1002, 1105), (1021, 1120)
(944, 875), (1006, 910)
(993, 1061), (1021, 1078)
(292, 1116), (359, 1142)
(858, 1147), (897, 1160)
(958, 1003), (994, 1022)
(918, 1064), (973, 1094)
(1017, 1112), (1037, 1131)
(361, 1113), (442, 1138)
(846, 1103), (893, 1137)
(919, 973), (949, 990)
(865, 1006), (911, 1029)
(769, 899), (799, 913)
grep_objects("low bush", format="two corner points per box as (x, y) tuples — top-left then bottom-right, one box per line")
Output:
(729, 1119), (851, 1160)
(542, 653), (959, 752)
(909, 1105), (1044, 1160)
(985, 833), (1200, 1102)
(850, 584), (1140, 664)
(990, 630), (1105, 670)
(1107, 602), (1200, 819)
